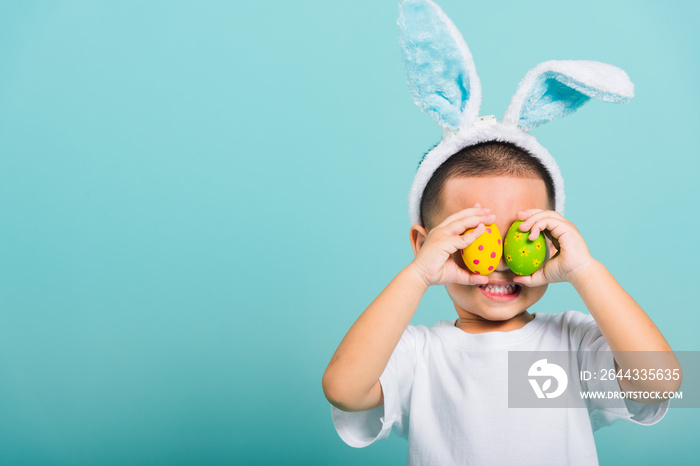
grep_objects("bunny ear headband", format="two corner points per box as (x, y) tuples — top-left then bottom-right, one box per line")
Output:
(400, 0), (635, 226)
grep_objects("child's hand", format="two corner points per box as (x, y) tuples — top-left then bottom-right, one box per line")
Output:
(512, 209), (595, 287)
(410, 206), (495, 287)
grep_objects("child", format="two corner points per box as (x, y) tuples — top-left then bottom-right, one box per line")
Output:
(322, 1), (681, 464)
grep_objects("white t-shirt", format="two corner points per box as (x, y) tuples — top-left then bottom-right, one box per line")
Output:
(330, 311), (670, 465)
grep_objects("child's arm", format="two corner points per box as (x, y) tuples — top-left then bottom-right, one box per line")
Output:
(514, 210), (682, 397)
(322, 206), (495, 412)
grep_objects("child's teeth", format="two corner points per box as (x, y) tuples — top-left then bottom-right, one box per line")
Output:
(482, 284), (516, 294)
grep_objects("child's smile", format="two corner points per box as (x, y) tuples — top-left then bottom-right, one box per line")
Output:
(477, 281), (521, 302)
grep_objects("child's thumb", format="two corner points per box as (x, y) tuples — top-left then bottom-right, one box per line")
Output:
(513, 270), (548, 288)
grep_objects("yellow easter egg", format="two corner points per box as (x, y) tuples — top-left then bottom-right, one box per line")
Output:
(461, 223), (502, 275)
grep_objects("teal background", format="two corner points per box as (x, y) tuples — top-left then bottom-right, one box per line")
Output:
(0, 0), (697, 464)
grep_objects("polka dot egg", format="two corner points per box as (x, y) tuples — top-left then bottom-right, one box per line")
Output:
(461, 223), (502, 275)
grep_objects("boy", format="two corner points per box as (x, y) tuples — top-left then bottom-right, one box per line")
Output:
(322, 2), (681, 463)
(322, 141), (680, 464)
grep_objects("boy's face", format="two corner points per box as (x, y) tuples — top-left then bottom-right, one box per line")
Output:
(432, 175), (551, 326)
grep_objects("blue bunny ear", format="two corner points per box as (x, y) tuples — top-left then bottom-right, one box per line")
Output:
(502, 60), (634, 132)
(398, 0), (481, 132)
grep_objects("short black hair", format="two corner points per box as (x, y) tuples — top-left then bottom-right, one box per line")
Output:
(419, 141), (556, 229)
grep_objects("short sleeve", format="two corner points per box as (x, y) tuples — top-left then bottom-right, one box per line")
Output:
(573, 315), (671, 431)
(330, 325), (419, 447)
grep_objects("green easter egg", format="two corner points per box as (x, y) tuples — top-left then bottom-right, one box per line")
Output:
(503, 220), (546, 276)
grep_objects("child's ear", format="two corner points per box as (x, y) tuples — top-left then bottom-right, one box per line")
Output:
(501, 60), (634, 132)
(410, 224), (429, 256)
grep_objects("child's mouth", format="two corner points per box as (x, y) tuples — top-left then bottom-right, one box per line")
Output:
(478, 283), (521, 302)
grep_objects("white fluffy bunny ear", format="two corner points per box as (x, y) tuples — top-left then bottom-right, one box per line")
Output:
(502, 60), (634, 132)
(398, 0), (481, 132)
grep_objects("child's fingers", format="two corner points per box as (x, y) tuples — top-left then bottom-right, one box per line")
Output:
(451, 264), (489, 286)
(516, 209), (543, 221)
(513, 269), (549, 288)
(531, 218), (570, 243)
(457, 222), (486, 248)
(434, 205), (491, 230)
(517, 209), (556, 241)
(518, 211), (568, 241)
(437, 223), (486, 257)
(442, 212), (496, 236)
(544, 229), (561, 255)
(518, 210), (564, 228)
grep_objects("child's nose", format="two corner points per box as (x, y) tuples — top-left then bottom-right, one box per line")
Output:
(495, 253), (511, 273)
